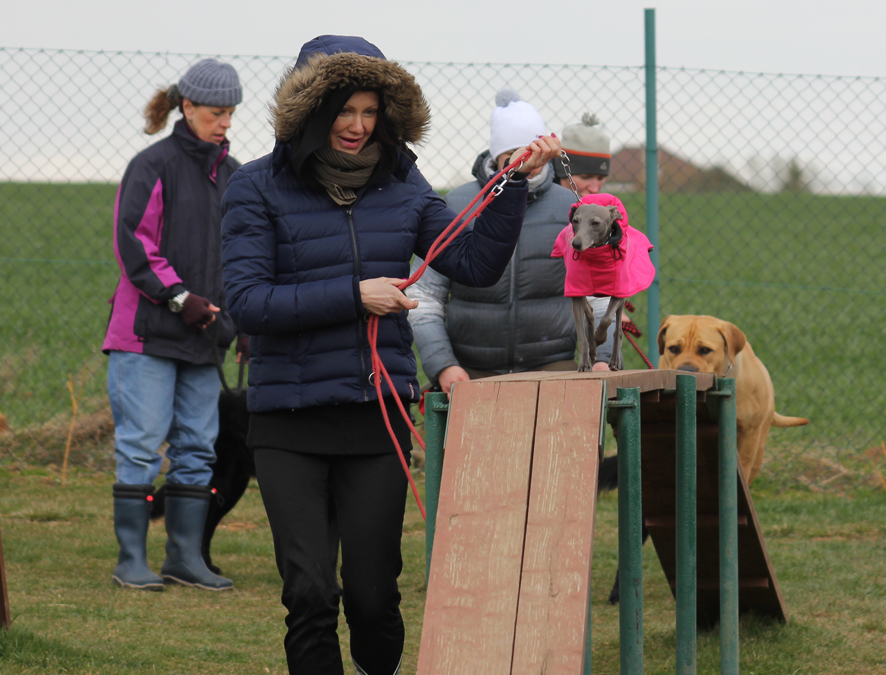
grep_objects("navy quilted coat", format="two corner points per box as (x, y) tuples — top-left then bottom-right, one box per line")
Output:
(221, 149), (529, 412)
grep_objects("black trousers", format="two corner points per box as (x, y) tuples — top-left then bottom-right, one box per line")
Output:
(254, 448), (408, 675)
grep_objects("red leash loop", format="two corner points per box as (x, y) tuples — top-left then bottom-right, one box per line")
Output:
(367, 151), (531, 521)
(621, 301), (655, 369)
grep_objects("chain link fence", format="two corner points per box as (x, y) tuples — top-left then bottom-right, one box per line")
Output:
(1, 48), (883, 487)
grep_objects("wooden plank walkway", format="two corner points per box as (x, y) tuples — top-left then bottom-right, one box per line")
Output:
(418, 370), (786, 672)
(417, 378), (604, 675)
(638, 389), (787, 626)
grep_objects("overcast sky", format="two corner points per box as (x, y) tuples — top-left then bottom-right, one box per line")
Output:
(2, 0), (883, 78)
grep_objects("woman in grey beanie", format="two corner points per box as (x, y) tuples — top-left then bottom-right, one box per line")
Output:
(103, 58), (245, 593)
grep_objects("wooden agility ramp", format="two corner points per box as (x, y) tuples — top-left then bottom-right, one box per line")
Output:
(1, 523), (10, 630)
(418, 370), (786, 674)
(636, 385), (787, 626)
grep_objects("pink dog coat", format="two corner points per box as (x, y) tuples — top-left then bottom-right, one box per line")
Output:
(551, 193), (656, 298)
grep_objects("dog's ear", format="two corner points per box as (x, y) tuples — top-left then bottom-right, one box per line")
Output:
(657, 315), (673, 355)
(609, 205), (623, 221)
(718, 320), (747, 360)
(568, 204), (579, 222)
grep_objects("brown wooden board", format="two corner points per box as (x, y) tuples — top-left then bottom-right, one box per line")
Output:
(511, 380), (604, 675)
(481, 369), (715, 399)
(639, 393), (787, 627)
(0, 523), (10, 629)
(417, 380), (541, 675)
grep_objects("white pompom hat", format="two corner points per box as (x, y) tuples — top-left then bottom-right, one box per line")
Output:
(488, 88), (546, 161)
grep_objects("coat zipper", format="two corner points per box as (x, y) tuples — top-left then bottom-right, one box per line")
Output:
(346, 205), (370, 401)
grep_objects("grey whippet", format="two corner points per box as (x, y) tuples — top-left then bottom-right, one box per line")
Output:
(568, 203), (625, 372)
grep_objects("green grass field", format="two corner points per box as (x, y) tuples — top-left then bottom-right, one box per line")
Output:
(1, 464), (884, 674)
(0, 183), (884, 485)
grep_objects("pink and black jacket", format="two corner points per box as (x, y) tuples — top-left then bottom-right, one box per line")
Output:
(102, 119), (239, 363)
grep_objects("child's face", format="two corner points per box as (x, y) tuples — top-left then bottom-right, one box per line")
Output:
(561, 173), (608, 196)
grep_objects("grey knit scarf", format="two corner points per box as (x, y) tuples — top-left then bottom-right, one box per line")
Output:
(312, 142), (381, 206)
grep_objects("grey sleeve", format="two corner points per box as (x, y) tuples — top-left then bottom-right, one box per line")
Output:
(588, 296), (619, 365)
(406, 256), (460, 384)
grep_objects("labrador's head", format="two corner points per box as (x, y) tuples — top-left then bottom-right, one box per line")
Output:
(657, 314), (746, 374)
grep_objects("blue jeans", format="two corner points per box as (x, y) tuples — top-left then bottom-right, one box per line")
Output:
(108, 351), (220, 486)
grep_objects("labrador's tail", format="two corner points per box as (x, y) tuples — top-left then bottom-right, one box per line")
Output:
(772, 412), (809, 428)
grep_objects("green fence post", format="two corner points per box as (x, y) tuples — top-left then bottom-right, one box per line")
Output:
(615, 387), (644, 675)
(717, 378), (740, 674)
(676, 374), (698, 674)
(645, 7), (661, 365)
(424, 391), (448, 583)
(583, 576), (594, 675)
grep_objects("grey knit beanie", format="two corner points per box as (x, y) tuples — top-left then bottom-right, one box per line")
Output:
(178, 59), (242, 107)
(554, 112), (612, 178)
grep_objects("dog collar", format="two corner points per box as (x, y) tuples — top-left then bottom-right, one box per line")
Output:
(571, 222), (625, 261)
(721, 360), (734, 378)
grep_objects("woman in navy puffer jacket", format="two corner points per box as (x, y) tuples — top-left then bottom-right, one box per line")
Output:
(221, 35), (561, 675)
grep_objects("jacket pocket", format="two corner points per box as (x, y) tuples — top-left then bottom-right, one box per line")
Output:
(134, 300), (185, 342)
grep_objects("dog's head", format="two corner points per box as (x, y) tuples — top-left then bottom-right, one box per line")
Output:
(657, 314), (747, 375)
(569, 203), (622, 252)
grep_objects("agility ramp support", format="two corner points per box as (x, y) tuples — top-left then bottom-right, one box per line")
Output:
(0, 523), (10, 630)
(421, 371), (782, 674)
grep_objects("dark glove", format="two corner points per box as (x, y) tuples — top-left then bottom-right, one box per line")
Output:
(181, 293), (216, 329)
(235, 335), (250, 363)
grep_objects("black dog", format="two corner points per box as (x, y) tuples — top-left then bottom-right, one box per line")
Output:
(151, 383), (253, 575)
(598, 454), (650, 605)
(151, 362), (339, 578)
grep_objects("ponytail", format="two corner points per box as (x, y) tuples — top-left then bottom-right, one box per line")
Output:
(143, 84), (184, 135)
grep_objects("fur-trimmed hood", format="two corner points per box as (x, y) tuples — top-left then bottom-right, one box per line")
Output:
(270, 36), (431, 145)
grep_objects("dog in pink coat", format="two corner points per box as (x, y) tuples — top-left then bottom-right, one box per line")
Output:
(551, 193), (655, 371)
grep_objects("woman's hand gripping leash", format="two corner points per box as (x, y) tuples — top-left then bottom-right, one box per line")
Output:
(364, 135), (562, 520)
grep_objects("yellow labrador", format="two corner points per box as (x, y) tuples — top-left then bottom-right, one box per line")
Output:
(657, 315), (808, 484)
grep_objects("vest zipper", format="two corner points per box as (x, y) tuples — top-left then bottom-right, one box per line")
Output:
(507, 239), (518, 367)
(346, 205), (370, 402)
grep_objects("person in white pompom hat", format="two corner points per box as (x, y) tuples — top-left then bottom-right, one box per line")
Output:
(488, 88), (547, 168)
(408, 88), (580, 395)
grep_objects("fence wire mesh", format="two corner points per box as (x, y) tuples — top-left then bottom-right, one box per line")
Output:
(0, 48), (883, 487)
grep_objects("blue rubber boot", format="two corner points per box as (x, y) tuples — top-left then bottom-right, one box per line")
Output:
(160, 483), (233, 591)
(112, 483), (164, 591)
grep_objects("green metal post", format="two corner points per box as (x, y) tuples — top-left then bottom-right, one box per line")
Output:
(583, 380), (607, 675)
(615, 387), (644, 675)
(583, 581), (593, 675)
(424, 392), (448, 582)
(675, 374), (698, 674)
(717, 378), (740, 674)
(645, 8), (661, 365)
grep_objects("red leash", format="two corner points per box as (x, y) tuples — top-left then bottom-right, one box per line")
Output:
(367, 152), (531, 520)
(621, 301), (656, 370)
